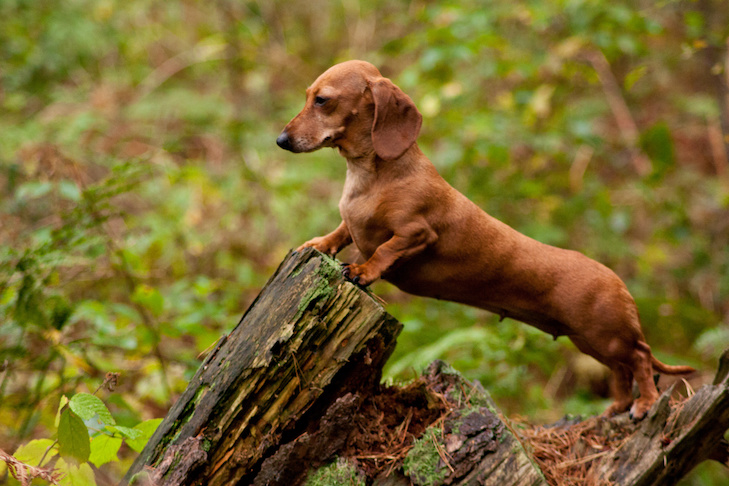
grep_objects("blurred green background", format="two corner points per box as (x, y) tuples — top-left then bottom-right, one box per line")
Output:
(1, 0), (728, 483)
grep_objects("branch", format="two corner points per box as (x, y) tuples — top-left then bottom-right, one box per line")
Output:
(583, 49), (652, 176)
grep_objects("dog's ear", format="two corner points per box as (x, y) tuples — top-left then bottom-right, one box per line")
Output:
(369, 78), (422, 161)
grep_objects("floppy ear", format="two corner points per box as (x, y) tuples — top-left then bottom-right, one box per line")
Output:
(369, 78), (422, 161)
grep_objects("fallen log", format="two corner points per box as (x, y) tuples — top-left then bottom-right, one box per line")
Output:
(123, 249), (728, 485)
(511, 357), (729, 486)
(591, 351), (729, 485)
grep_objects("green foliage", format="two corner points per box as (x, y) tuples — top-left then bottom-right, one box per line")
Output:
(0, 387), (159, 486)
(1, 0), (728, 483)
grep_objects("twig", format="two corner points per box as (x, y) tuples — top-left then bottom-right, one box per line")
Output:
(93, 371), (120, 395)
(430, 428), (454, 473)
(555, 449), (612, 469)
(569, 145), (594, 193)
(708, 117), (729, 178)
(84, 180), (172, 398)
(582, 49), (652, 176)
(37, 440), (58, 470)
(137, 41), (227, 99)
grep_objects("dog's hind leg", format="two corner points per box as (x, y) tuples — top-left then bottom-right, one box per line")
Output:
(603, 364), (634, 416)
(628, 341), (661, 419)
(568, 334), (635, 416)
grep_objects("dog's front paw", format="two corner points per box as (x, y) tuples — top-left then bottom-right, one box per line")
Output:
(341, 262), (379, 287)
(296, 237), (338, 255)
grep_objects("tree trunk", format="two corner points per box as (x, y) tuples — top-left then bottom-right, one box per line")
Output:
(123, 249), (729, 486)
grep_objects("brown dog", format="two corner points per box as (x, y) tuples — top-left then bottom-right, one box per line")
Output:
(276, 60), (694, 419)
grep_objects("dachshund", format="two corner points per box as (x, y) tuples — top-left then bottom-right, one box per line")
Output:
(276, 60), (694, 419)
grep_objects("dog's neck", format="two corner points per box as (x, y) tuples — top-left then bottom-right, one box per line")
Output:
(342, 144), (432, 198)
(344, 151), (378, 174)
(345, 144), (426, 172)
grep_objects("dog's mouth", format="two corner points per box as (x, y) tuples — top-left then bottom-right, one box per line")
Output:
(323, 127), (347, 147)
(276, 129), (343, 153)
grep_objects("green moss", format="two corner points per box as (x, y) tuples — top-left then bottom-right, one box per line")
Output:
(403, 427), (448, 486)
(164, 384), (209, 446)
(459, 384), (499, 415)
(164, 450), (184, 478)
(432, 361), (460, 377)
(202, 438), (212, 452)
(438, 364), (498, 415)
(295, 253), (342, 319)
(315, 251), (342, 280)
(510, 436), (548, 482)
(305, 457), (365, 486)
(192, 384), (209, 404)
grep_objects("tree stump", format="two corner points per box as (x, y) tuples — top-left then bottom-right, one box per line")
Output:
(123, 248), (402, 485)
(123, 248), (729, 485)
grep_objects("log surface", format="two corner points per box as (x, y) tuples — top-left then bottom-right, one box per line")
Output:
(592, 350), (729, 486)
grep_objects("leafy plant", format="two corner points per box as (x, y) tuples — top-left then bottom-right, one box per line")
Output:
(0, 374), (160, 486)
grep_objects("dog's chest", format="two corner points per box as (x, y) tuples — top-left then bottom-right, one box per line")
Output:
(340, 172), (391, 257)
(340, 167), (378, 216)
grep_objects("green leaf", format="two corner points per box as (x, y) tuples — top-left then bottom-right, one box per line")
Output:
(624, 65), (647, 92)
(16, 181), (52, 200)
(13, 439), (57, 467)
(640, 122), (675, 176)
(107, 424), (143, 440)
(58, 409), (91, 463)
(56, 395), (70, 427)
(69, 393), (115, 425)
(89, 434), (122, 468)
(59, 180), (82, 202)
(56, 458), (96, 486)
(126, 418), (163, 453)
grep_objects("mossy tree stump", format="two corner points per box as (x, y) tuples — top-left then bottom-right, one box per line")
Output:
(123, 248), (402, 485)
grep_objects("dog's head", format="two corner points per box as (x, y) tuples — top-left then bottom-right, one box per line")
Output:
(276, 60), (422, 161)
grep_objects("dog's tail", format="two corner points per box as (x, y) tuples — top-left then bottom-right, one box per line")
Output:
(651, 356), (695, 375)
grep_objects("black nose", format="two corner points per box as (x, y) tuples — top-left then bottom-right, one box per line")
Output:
(276, 132), (293, 151)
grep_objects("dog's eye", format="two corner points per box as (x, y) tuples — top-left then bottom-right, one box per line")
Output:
(314, 96), (329, 107)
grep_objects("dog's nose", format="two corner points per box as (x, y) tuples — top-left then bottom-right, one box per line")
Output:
(276, 131), (293, 151)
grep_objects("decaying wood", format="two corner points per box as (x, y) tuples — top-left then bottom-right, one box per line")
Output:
(123, 248), (729, 485)
(123, 248), (402, 485)
(300, 360), (547, 486)
(589, 350), (729, 485)
(398, 361), (547, 486)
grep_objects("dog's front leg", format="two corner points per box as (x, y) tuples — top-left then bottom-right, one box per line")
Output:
(342, 221), (437, 286)
(296, 220), (353, 256)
